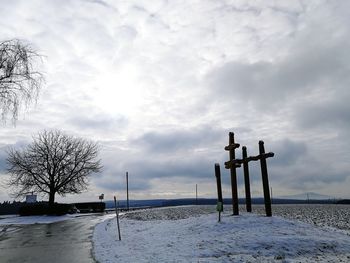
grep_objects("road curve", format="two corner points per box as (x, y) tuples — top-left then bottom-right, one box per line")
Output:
(0, 214), (106, 263)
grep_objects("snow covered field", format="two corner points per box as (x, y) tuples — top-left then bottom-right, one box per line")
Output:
(254, 204), (350, 232)
(93, 206), (350, 262)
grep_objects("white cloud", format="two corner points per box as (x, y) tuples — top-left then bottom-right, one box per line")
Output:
(0, 0), (349, 201)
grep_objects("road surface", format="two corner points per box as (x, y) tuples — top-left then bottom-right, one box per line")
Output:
(0, 214), (106, 263)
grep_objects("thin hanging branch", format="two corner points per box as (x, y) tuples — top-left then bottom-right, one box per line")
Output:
(0, 39), (44, 124)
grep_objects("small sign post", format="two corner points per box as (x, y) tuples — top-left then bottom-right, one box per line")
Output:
(114, 195), (121, 241)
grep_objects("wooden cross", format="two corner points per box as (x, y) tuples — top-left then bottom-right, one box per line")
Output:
(247, 141), (274, 217)
(224, 132), (240, 215)
(225, 146), (253, 213)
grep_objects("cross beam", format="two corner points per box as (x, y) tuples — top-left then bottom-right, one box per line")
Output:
(224, 143), (240, 151)
(247, 152), (274, 162)
(224, 152), (274, 169)
(224, 159), (242, 169)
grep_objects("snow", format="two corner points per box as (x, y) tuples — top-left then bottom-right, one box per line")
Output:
(254, 204), (350, 234)
(93, 206), (350, 263)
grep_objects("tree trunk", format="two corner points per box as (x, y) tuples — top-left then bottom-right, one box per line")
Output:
(49, 191), (55, 208)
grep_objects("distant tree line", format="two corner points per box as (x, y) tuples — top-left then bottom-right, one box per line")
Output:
(0, 200), (26, 215)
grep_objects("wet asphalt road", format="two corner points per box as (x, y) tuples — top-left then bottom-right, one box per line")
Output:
(0, 215), (105, 263)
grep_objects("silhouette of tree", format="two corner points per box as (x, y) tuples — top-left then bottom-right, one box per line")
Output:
(6, 130), (102, 207)
(0, 39), (44, 123)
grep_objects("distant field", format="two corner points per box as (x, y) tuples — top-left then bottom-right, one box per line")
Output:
(254, 204), (350, 232)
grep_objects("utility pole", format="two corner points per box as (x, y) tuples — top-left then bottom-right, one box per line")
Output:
(270, 187), (273, 205)
(126, 171), (129, 211)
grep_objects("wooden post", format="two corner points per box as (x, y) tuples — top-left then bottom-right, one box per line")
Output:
(214, 163), (223, 222)
(242, 146), (252, 212)
(126, 172), (129, 211)
(225, 132), (240, 215)
(259, 141), (272, 217)
(114, 195), (121, 241)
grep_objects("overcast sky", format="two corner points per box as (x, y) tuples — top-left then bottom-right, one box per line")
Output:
(1, 0), (349, 202)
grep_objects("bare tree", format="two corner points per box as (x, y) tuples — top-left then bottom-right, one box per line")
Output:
(6, 130), (102, 207)
(0, 39), (44, 123)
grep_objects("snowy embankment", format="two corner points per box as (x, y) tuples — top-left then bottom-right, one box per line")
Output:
(93, 206), (350, 263)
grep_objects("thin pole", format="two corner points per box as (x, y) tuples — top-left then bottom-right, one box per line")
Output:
(126, 172), (129, 211)
(114, 195), (121, 241)
(271, 187), (273, 205)
(196, 184), (198, 205)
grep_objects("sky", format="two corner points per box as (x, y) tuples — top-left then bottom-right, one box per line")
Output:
(0, 0), (349, 202)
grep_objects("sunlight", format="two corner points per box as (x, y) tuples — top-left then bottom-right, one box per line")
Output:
(93, 64), (146, 115)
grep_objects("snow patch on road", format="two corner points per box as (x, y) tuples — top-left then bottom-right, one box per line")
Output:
(0, 214), (78, 225)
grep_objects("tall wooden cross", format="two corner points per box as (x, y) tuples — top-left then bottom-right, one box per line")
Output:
(224, 146), (252, 213)
(247, 141), (274, 216)
(224, 132), (241, 215)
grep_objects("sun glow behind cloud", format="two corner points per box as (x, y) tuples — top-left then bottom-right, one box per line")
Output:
(93, 63), (146, 115)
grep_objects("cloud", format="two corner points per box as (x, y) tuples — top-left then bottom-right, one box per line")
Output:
(1, 0), (350, 200)
(270, 139), (307, 167)
(206, 37), (350, 112)
(68, 113), (128, 131)
(295, 97), (350, 130)
(134, 126), (223, 154)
